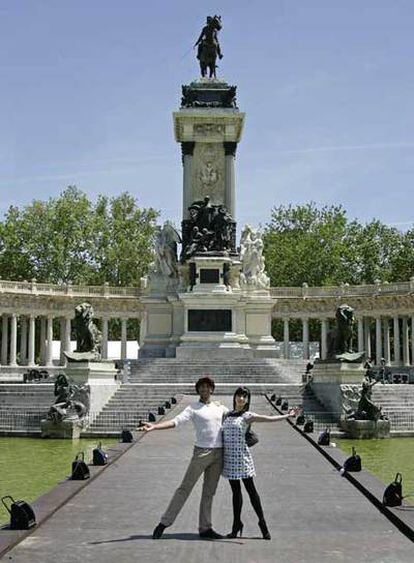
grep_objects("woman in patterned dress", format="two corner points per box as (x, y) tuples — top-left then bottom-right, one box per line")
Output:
(222, 386), (300, 540)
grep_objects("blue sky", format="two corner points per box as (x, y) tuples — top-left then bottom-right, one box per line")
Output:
(1, 1), (413, 231)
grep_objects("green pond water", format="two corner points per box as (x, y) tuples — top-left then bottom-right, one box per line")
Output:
(337, 438), (414, 504)
(0, 437), (117, 525)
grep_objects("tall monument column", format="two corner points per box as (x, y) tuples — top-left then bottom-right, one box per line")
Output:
(173, 82), (245, 224)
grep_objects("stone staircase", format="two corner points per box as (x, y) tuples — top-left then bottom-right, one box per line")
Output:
(1, 358), (346, 436)
(0, 383), (54, 434)
(371, 385), (414, 432)
(86, 358), (309, 435)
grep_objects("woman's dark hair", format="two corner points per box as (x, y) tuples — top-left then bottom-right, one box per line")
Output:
(232, 386), (251, 412)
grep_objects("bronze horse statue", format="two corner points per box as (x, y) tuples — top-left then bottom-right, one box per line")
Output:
(194, 15), (223, 78)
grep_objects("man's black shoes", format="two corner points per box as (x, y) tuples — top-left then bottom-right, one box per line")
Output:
(152, 523), (166, 539)
(199, 528), (223, 539)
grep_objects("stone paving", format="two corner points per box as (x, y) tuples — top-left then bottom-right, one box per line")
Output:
(3, 395), (414, 562)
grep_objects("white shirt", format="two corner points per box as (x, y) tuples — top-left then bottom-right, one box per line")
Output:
(172, 400), (229, 448)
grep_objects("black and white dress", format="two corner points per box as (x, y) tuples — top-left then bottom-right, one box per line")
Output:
(222, 411), (256, 480)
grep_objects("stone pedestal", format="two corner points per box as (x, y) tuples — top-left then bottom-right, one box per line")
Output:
(311, 361), (366, 415)
(339, 419), (391, 439)
(65, 361), (119, 414)
(312, 361), (366, 384)
(40, 418), (83, 439)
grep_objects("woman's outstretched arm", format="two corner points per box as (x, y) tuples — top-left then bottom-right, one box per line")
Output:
(248, 407), (301, 424)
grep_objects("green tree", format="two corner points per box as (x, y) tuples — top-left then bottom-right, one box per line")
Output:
(263, 202), (349, 286)
(0, 187), (159, 285)
(263, 202), (414, 287)
(91, 192), (158, 286)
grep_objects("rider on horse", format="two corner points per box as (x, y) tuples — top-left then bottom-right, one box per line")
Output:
(194, 15), (223, 77)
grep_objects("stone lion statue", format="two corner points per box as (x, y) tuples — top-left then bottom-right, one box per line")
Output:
(73, 302), (101, 357)
(327, 304), (355, 359)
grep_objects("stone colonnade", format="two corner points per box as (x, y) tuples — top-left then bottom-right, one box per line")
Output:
(278, 315), (414, 365)
(0, 313), (135, 367)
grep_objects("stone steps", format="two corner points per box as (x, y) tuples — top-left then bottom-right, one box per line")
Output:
(0, 359), (323, 434)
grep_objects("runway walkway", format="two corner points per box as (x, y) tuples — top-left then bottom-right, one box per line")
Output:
(3, 395), (413, 563)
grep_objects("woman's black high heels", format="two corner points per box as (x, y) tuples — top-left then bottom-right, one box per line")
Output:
(227, 521), (244, 538)
(258, 519), (271, 540)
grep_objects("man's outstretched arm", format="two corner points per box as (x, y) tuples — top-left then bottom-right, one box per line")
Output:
(140, 404), (193, 433)
(140, 420), (175, 432)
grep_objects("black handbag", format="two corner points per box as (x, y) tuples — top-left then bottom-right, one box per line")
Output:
(383, 473), (403, 507)
(93, 442), (108, 466)
(71, 452), (90, 480)
(245, 424), (259, 447)
(1, 496), (36, 530)
(343, 447), (361, 472)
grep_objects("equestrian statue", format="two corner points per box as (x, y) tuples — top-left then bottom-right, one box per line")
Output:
(194, 15), (223, 78)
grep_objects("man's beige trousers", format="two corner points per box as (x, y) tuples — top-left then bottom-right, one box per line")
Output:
(160, 446), (223, 531)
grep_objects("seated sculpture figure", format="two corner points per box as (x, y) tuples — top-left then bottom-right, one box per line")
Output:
(47, 373), (90, 424)
(346, 378), (387, 422)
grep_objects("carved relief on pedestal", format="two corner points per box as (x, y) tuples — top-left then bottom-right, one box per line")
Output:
(191, 142), (225, 204)
(194, 123), (225, 139)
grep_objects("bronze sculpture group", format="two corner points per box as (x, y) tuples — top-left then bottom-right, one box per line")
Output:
(181, 197), (235, 262)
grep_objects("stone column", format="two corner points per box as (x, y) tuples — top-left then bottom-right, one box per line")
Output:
(28, 314), (36, 367)
(121, 319), (127, 360)
(45, 316), (54, 367)
(383, 318), (391, 366)
(375, 317), (382, 365)
(411, 316), (414, 366)
(64, 317), (71, 356)
(101, 318), (109, 360)
(59, 318), (66, 366)
(1, 314), (9, 365)
(402, 317), (410, 366)
(320, 318), (328, 360)
(9, 314), (18, 367)
(357, 317), (364, 353)
(302, 318), (309, 360)
(364, 318), (371, 359)
(283, 318), (290, 359)
(393, 316), (400, 364)
(224, 142), (237, 217)
(181, 142), (195, 220)
(40, 317), (46, 366)
(20, 316), (28, 365)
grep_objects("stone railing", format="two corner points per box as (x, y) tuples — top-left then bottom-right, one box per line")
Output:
(270, 279), (414, 299)
(0, 280), (142, 299)
(0, 277), (413, 302)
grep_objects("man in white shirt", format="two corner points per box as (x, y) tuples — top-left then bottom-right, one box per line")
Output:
(141, 376), (228, 539)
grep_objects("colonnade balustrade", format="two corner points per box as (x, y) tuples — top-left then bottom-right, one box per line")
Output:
(0, 314), (135, 367)
(277, 315), (414, 365)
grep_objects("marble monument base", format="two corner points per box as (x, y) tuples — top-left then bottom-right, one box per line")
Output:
(65, 360), (119, 414)
(312, 361), (366, 384)
(339, 418), (391, 439)
(41, 417), (83, 439)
